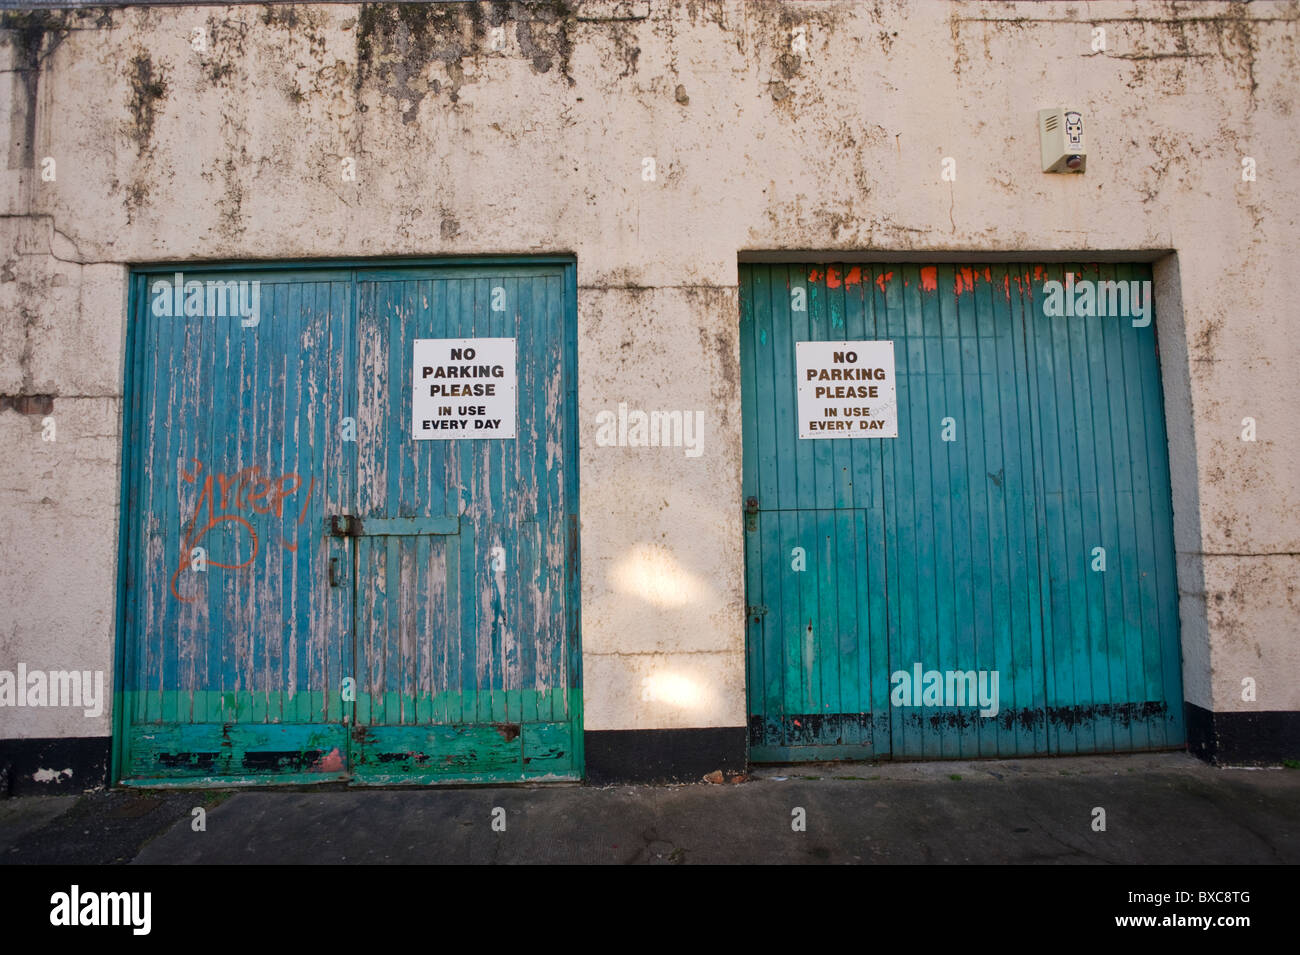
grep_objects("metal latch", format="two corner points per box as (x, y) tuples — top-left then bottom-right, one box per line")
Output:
(747, 604), (768, 623)
(330, 514), (363, 537)
(745, 496), (760, 531)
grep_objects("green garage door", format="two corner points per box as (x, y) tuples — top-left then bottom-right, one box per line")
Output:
(740, 263), (1183, 760)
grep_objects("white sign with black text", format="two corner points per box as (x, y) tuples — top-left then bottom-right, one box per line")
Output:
(796, 340), (898, 438)
(412, 338), (517, 439)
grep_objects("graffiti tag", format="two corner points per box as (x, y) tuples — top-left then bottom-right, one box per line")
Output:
(170, 458), (314, 601)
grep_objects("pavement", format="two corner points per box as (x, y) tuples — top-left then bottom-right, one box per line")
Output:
(1, 752), (1297, 864)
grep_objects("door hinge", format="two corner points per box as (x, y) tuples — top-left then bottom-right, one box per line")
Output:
(329, 514), (364, 537)
(745, 497), (760, 531)
(747, 604), (767, 622)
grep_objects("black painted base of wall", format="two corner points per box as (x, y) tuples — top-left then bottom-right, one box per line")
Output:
(1185, 704), (1300, 765)
(0, 736), (110, 797)
(10, 713), (1291, 792)
(585, 726), (747, 784)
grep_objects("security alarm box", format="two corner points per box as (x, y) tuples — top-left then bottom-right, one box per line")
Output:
(1039, 107), (1086, 173)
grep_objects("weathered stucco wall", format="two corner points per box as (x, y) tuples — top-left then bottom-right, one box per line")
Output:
(1, 1), (1296, 748)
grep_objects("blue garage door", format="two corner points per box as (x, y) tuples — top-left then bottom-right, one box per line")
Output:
(740, 263), (1183, 760)
(117, 261), (581, 785)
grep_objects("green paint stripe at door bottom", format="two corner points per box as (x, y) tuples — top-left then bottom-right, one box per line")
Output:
(123, 721), (351, 782)
(349, 720), (577, 784)
(121, 721), (579, 785)
(118, 690), (582, 786)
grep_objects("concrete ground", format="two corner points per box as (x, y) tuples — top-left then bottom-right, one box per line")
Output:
(1, 753), (1296, 865)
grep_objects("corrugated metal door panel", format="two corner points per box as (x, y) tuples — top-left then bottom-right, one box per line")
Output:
(349, 269), (579, 782)
(123, 274), (354, 783)
(740, 261), (1183, 761)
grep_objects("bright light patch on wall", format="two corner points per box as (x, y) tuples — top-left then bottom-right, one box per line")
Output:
(640, 671), (707, 710)
(610, 542), (709, 609)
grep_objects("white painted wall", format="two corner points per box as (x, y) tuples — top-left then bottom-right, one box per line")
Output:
(1, 1), (1296, 740)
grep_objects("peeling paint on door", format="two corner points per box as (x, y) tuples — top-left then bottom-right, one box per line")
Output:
(117, 261), (581, 786)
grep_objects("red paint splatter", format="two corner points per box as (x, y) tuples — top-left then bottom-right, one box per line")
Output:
(955, 267), (977, 295)
(920, 267), (938, 292)
(1003, 274), (1011, 299)
(1033, 266), (1046, 281)
(826, 267), (843, 289)
(313, 748), (345, 773)
(808, 269), (822, 283)
(875, 270), (894, 292)
(984, 267), (992, 283)
(844, 267), (862, 285)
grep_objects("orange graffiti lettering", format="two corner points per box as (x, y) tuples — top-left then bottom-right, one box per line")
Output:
(170, 459), (314, 601)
